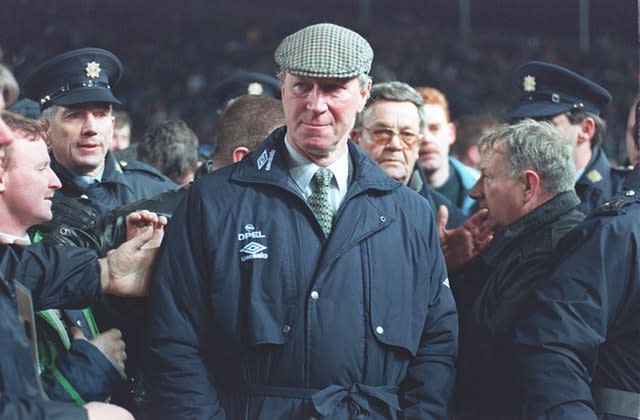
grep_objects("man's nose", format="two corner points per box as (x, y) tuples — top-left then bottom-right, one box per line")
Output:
(82, 114), (98, 134)
(306, 86), (328, 112)
(468, 177), (483, 199)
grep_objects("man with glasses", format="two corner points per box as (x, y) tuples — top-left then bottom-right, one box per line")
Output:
(509, 61), (629, 215)
(351, 81), (465, 228)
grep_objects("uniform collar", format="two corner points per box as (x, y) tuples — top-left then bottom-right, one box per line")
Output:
(51, 151), (132, 193)
(577, 145), (608, 186)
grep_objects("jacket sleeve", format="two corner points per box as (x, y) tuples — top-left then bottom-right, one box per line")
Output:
(0, 394), (87, 420)
(513, 217), (629, 419)
(400, 205), (459, 419)
(0, 243), (101, 310)
(144, 187), (225, 419)
(40, 339), (124, 404)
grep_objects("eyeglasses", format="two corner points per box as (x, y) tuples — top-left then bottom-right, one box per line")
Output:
(362, 126), (421, 148)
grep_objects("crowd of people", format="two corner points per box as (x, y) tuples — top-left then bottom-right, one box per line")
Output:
(2, 14), (640, 420)
(2, 2), (636, 162)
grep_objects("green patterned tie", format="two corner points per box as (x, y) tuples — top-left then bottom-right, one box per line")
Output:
(308, 168), (334, 237)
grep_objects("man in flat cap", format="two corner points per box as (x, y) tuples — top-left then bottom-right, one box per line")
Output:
(509, 60), (629, 216)
(145, 23), (458, 419)
(22, 47), (177, 413)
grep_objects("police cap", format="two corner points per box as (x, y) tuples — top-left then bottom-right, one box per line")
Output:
(23, 48), (123, 110)
(213, 72), (280, 110)
(274, 23), (373, 79)
(509, 60), (612, 120)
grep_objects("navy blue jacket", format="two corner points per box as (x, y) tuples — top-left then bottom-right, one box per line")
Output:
(0, 243), (101, 420)
(575, 145), (630, 216)
(145, 127), (459, 419)
(515, 164), (640, 419)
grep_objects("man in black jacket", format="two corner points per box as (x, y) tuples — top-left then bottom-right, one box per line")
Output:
(452, 119), (585, 418)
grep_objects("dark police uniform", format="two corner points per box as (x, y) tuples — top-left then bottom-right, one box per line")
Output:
(21, 48), (176, 413)
(515, 164), (640, 419)
(49, 152), (177, 220)
(509, 60), (630, 216)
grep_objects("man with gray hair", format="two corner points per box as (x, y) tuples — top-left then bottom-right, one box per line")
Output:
(451, 119), (585, 418)
(145, 23), (458, 419)
(351, 80), (465, 228)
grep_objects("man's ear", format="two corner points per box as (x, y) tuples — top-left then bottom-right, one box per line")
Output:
(231, 146), (250, 163)
(522, 169), (541, 203)
(578, 116), (596, 145)
(448, 122), (457, 146)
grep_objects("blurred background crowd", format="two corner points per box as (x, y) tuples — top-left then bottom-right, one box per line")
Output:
(2, 0), (637, 163)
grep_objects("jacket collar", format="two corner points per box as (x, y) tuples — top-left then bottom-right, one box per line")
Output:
(482, 190), (580, 262)
(577, 145), (609, 186)
(51, 151), (133, 194)
(230, 126), (400, 197)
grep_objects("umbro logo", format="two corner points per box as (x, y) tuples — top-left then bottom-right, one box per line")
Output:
(239, 241), (268, 262)
(257, 149), (276, 171)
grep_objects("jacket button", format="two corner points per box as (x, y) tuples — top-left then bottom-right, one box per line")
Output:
(376, 326), (384, 335)
(379, 216), (386, 223)
(282, 324), (291, 334)
(310, 291), (319, 300)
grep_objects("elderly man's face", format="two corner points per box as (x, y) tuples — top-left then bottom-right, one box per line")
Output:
(469, 145), (526, 229)
(46, 102), (115, 177)
(281, 73), (370, 165)
(352, 100), (421, 184)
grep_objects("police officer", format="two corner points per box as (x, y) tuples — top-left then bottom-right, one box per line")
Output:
(21, 48), (177, 414)
(22, 47), (177, 222)
(212, 71), (281, 114)
(514, 160), (640, 418)
(509, 60), (629, 216)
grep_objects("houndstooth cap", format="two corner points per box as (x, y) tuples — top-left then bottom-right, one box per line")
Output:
(274, 23), (373, 78)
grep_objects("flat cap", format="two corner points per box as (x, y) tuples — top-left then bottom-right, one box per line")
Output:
(509, 60), (611, 120)
(23, 47), (123, 110)
(274, 23), (373, 78)
(213, 72), (280, 111)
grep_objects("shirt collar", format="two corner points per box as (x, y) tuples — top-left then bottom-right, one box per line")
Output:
(0, 231), (31, 244)
(283, 134), (349, 196)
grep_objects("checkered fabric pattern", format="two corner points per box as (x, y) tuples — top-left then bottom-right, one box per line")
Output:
(274, 23), (373, 78)
(308, 168), (334, 237)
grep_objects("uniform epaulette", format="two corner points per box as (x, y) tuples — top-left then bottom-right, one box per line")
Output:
(117, 159), (169, 180)
(592, 189), (640, 216)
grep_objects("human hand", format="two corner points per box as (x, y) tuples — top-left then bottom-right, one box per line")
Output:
(100, 224), (165, 296)
(84, 401), (134, 420)
(125, 209), (168, 241)
(72, 327), (127, 375)
(438, 206), (493, 272)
